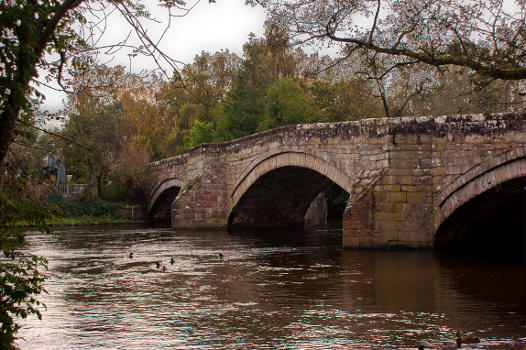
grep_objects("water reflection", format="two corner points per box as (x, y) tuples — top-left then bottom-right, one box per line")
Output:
(17, 227), (525, 349)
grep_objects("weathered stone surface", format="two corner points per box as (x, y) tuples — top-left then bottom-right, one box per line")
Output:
(148, 112), (526, 249)
(304, 193), (328, 231)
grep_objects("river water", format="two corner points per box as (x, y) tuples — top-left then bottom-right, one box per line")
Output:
(16, 226), (525, 349)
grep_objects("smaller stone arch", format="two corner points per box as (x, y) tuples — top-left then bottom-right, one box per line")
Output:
(148, 178), (185, 224)
(435, 155), (526, 231)
(149, 178), (185, 211)
(230, 151), (352, 210)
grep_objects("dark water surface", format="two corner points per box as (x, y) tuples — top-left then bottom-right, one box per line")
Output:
(16, 227), (526, 349)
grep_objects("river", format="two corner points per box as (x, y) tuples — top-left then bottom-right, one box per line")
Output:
(16, 226), (525, 349)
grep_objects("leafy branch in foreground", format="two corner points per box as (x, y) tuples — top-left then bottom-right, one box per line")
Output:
(0, 181), (55, 349)
(0, 0), (194, 170)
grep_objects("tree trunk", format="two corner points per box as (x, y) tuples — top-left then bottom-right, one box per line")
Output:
(0, 0), (85, 171)
(0, 102), (22, 170)
(97, 174), (103, 199)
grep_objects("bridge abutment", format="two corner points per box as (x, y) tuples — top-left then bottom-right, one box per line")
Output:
(342, 180), (434, 249)
(171, 156), (230, 228)
(341, 133), (435, 249)
(343, 196), (376, 248)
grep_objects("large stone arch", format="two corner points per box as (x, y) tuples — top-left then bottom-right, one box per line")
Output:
(231, 151), (352, 209)
(228, 152), (352, 229)
(434, 150), (526, 232)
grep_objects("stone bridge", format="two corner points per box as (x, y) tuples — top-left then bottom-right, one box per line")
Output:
(148, 112), (526, 249)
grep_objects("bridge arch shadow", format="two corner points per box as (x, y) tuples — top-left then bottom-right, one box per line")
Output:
(435, 156), (526, 257)
(228, 152), (352, 230)
(148, 178), (184, 224)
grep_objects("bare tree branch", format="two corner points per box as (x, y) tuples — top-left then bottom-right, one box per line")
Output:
(259, 0), (526, 80)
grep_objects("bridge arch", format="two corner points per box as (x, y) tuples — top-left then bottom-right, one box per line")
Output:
(435, 149), (526, 229)
(435, 153), (526, 252)
(231, 152), (352, 208)
(229, 152), (352, 229)
(148, 177), (184, 223)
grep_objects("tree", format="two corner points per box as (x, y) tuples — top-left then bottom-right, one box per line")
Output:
(214, 38), (275, 140)
(108, 139), (153, 204)
(119, 90), (167, 160)
(60, 102), (123, 198)
(0, 115), (55, 348)
(161, 50), (240, 155)
(0, 2), (208, 348)
(184, 119), (214, 149)
(214, 27), (298, 140)
(401, 66), (525, 116)
(255, 0), (526, 81)
(309, 74), (384, 121)
(0, 0), (191, 170)
(258, 77), (316, 130)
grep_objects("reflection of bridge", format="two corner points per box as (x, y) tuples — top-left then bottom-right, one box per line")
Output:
(148, 113), (526, 249)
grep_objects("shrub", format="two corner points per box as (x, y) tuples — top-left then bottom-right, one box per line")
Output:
(45, 192), (119, 218)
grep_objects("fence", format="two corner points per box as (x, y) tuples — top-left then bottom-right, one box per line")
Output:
(56, 184), (87, 198)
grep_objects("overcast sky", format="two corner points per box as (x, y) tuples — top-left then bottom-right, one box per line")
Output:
(39, 0), (267, 113)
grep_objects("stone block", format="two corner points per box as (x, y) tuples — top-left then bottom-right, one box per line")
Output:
(381, 175), (396, 185)
(432, 167), (446, 177)
(407, 192), (425, 203)
(343, 235), (360, 249)
(373, 191), (387, 202)
(418, 184), (434, 193)
(375, 212), (395, 221)
(385, 230), (400, 243)
(432, 138), (447, 151)
(394, 203), (410, 217)
(413, 175), (432, 185)
(358, 234), (375, 248)
(417, 158), (433, 168)
(414, 168), (432, 177)
(386, 192), (407, 203)
(382, 184), (401, 192)
(375, 220), (403, 232)
(419, 134), (433, 144)
(376, 200), (395, 212)
(401, 185), (418, 192)
(395, 134), (419, 144)
(396, 175), (414, 185)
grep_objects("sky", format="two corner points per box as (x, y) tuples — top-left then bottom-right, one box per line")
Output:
(39, 0), (267, 113)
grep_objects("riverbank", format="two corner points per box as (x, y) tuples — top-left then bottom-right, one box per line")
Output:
(42, 194), (148, 226)
(14, 201), (148, 227)
(15, 215), (137, 227)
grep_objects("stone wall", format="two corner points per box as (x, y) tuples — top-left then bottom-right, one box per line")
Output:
(114, 205), (147, 222)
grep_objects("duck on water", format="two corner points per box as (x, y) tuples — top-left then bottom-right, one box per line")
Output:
(416, 331), (480, 349)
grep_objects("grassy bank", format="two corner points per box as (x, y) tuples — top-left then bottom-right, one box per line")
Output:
(15, 215), (133, 227)
(33, 193), (143, 226)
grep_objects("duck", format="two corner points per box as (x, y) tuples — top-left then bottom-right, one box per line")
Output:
(156, 262), (160, 269)
(170, 257), (175, 265)
(456, 331), (480, 347)
(129, 252), (133, 259)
